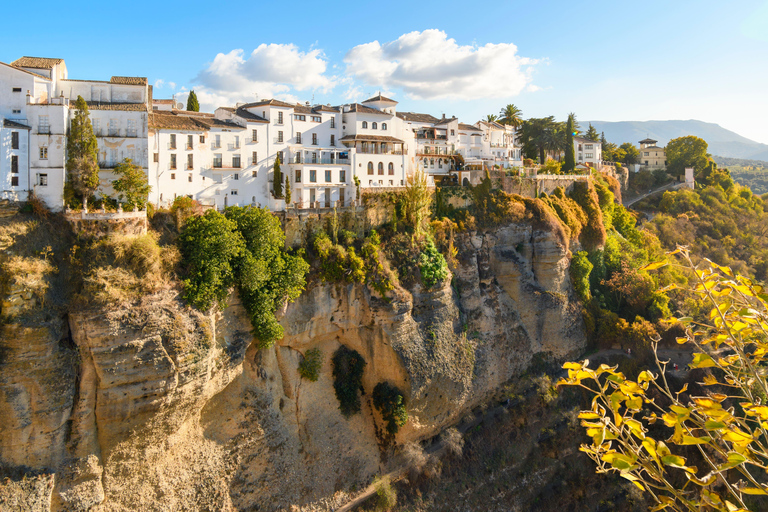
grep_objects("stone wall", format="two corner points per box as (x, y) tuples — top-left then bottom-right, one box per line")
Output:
(64, 210), (147, 238)
(500, 174), (592, 197)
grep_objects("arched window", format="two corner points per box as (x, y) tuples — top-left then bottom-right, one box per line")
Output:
(367, 162), (374, 175)
(378, 162), (384, 175)
(423, 158), (428, 166)
(382, 123), (387, 131)
(362, 121), (368, 129)
(388, 162), (394, 175)
(372, 122), (377, 129)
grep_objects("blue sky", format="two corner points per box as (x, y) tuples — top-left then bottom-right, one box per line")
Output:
(3, 0), (767, 144)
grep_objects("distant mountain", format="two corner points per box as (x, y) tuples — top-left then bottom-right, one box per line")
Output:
(583, 120), (768, 162)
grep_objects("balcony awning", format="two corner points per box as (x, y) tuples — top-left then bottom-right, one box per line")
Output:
(339, 135), (404, 143)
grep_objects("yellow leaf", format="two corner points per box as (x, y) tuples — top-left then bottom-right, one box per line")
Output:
(676, 336), (689, 345)
(681, 435), (710, 445)
(710, 393), (727, 402)
(702, 374), (718, 386)
(578, 411), (602, 420)
(741, 487), (768, 495)
(642, 260), (668, 271)
(690, 353), (717, 369)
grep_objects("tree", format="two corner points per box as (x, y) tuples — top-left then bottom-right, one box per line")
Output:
(179, 210), (245, 311)
(563, 113), (576, 174)
(667, 135), (709, 177)
(112, 158), (151, 210)
(66, 96), (100, 204)
(285, 175), (292, 205)
(586, 124), (600, 142)
(619, 142), (639, 165)
(486, 114), (498, 123)
(517, 116), (566, 164)
(560, 249), (768, 512)
(403, 170), (431, 239)
(273, 154), (283, 198)
(601, 132), (618, 162)
(186, 90), (199, 112)
(499, 104), (523, 128)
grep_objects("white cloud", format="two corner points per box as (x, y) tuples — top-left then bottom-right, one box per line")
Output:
(153, 79), (177, 91)
(344, 29), (538, 100)
(192, 44), (335, 110)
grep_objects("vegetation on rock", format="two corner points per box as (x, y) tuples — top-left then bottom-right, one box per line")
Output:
(112, 158), (151, 210)
(332, 346), (366, 417)
(65, 96), (100, 205)
(298, 348), (323, 381)
(372, 382), (408, 435)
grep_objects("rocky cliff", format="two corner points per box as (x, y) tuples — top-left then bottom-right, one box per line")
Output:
(0, 215), (585, 511)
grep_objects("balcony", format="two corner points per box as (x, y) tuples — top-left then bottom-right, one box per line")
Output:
(246, 137), (258, 144)
(273, 137), (285, 144)
(38, 127), (51, 135)
(167, 143), (177, 150)
(291, 157), (350, 165)
(211, 142), (222, 149)
(356, 149), (404, 155)
(228, 143), (241, 150)
(186, 144), (193, 150)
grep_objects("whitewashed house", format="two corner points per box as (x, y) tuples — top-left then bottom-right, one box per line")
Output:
(574, 136), (602, 168)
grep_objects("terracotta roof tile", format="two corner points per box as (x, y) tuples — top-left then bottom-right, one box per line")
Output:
(345, 103), (392, 116)
(240, 99), (295, 109)
(110, 76), (148, 86)
(73, 102), (148, 112)
(149, 113), (208, 131)
(11, 57), (63, 69)
(458, 123), (482, 132)
(219, 107), (268, 123)
(3, 119), (31, 129)
(396, 111), (440, 124)
(362, 93), (397, 104)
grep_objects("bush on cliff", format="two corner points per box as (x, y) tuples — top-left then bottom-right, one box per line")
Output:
(332, 346), (366, 417)
(372, 382), (408, 435)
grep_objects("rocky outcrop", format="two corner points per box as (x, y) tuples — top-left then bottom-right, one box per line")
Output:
(0, 220), (586, 511)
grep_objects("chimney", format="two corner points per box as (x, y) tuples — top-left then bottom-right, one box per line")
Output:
(442, 113), (446, 120)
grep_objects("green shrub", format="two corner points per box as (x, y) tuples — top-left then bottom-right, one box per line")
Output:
(332, 346), (366, 417)
(372, 382), (408, 434)
(570, 251), (592, 302)
(179, 210), (245, 310)
(298, 348), (323, 381)
(418, 239), (448, 287)
(373, 475), (397, 511)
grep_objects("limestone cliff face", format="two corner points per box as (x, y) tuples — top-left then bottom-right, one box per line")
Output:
(0, 221), (585, 511)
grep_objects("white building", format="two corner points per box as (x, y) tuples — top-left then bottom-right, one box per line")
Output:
(0, 56), (150, 209)
(573, 136), (602, 168)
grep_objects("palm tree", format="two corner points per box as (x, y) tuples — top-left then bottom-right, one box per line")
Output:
(517, 116), (565, 164)
(499, 104), (523, 129)
(485, 114), (498, 123)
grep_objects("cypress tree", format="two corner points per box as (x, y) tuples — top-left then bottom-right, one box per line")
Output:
(273, 154), (283, 198)
(186, 90), (200, 112)
(66, 96), (100, 204)
(563, 113), (576, 173)
(285, 176), (291, 204)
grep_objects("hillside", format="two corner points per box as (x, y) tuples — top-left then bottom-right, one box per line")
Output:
(584, 119), (768, 162)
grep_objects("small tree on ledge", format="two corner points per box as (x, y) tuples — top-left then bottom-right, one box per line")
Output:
(285, 176), (291, 205)
(186, 90), (199, 112)
(65, 96), (100, 205)
(273, 155), (283, 198)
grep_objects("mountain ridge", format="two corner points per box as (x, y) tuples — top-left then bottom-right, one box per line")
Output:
(583, 119), (768, 162)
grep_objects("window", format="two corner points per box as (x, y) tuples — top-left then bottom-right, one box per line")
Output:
(168, 133), (176, 150)
(295, 169), (301, 182)
(585, 153), (594, 158)
(378, 162), (384, 175)
(372, 122), (377, 129)
(127, 119), (137, 137)
(187, 154), (193, 169)
(312, 116), (321, 122)
(388, 163), (394, 175)
(12, 109), (21, 114)
(362, 121), (368, 129)
(39, 174), (48, 186)
(330, 135), (335, 146)
(277, 151), (284, 163)
(389, 180), (393, 186)
(11, 131), (20, 149)
(277, 111), (283, 124)
(233, 173), (239, 180)
(171, 173), (176, 180)
(108, 118), (118, 137)
(585, 144), (593, 149)
(278, 131), (283, 143)
(450, 129), (454, 136)
(12, 87), (21, 92)
(330, 117), (335, 128)
(214, 154), (222, 168)
(252, 170), (257, 177)
(340, 170), (346, 182)
(382, 123), (387, 130)
(11, 176), (18, 187)
(187, 135), (193, 149)
(231, 189), (238, 196)
(312, 133), (317, 145)
(367, 162), (374, 175)
(252, 152), (257, 165)
(200, 135), (205, 143)
(439, 159), (443, 168)
(296, 132), (302, 144)
(295, 114), (306, 121)
(310, 170), (317, 182)
(11, 156), (19, 173)
(215, 134), (221, 148)
(188, 174), (193, 182)
(38, 116), (50, 134)
(234, 136), (240, 149)
(295, 153), (302, 163)
(39, 147), (48, 160)
(233, 155), (241, 168)
(644, 151), (649, 156)
(430, 159), (434, 168)
(311, 152), (317, 163)
(325, 170), (331, 183)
